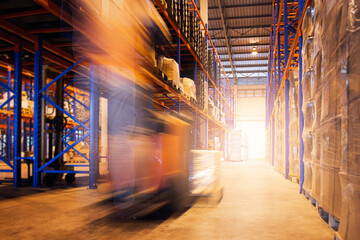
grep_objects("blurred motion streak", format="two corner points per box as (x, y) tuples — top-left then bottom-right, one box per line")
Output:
(66, 0), (190, 216)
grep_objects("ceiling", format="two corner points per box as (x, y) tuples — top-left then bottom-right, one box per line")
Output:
(207, 0), (272, 85)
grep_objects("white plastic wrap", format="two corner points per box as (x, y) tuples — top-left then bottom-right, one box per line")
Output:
(180, 77), (196, 100)
(208, 98), (215, 117)
(189, 150), (222, 196)
(157, 56), (181, 85)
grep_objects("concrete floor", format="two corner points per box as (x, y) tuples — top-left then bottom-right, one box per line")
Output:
(0, 160), (334, 240)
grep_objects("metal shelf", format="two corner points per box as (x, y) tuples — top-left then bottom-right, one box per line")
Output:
(0, 0), (235, 187)
(266, 0), (312, 191)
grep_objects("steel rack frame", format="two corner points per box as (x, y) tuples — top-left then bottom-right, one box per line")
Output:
(0, 44), (23, 186)
(0, 6), (98, 188)
(266, 0), (312, 192)
(153, 0), (235, 156)
(32, 39), (98, 188)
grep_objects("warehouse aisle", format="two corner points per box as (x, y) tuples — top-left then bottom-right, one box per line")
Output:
(0, 161), (334, 240)
(140, 160), (334, 240)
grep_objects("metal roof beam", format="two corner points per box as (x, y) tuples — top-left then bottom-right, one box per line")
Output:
(216, 0), (237, 84)
(208, 2), (272, 10)
(209, 25), (271, 31)
(0, 9), (49, 19)
(220, 57), (268, 61)
(0, 28), (88, 77)
(214, 43), (269, 48)
(212, 35), (270, 40)
(224, 70), (268, 74)
(209, 14), (272, 21)
(27, 27), (73, 34)
(222, 64), (268, 68)
(217, 50), (269, 55)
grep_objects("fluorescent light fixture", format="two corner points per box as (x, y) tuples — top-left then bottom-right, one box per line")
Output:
(251, 46), (258, 55)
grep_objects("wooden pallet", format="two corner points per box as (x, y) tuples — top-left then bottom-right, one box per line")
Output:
(182, 92), (191, 101)
(21, 108), (32, 115)
(303, 190), (340, 231)
(191, 186), (224, 207)
(168, 80), (182, 93)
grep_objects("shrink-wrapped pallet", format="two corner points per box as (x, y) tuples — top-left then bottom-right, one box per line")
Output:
(189, 150), (222, 196)
(229, 129), (248, 162)
(157, 56), (181, 88)
(266, 127), (271, 164)
(289, 69), (300, 179)
(208, 98), (215, 118)
(337, 0), (360, 238)
(274, 98), (285, 174)
(301, 6), (315, 75)
(204, 80), (208, 111)
(311, 127), (321, 201)
(303, 132), (313, 193)
(338, 173), (360, 240)
(180, 77), (196, 100)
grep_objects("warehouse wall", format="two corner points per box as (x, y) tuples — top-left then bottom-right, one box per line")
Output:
(236, 85), (266, 160)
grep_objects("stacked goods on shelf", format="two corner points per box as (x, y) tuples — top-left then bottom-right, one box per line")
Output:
(279, 93), (285, 175)
(207, 49), (214, 80)
(189, 150), (222, 197)
(20, 91), (34, 115)
(301, 0), (351, 225)
(317, 0), (343, 221)
(0, 91), (14, 109)
(266, 125), (271, 164)
(196, 70), (205, 110)
(301, 5), (315, 195)
(180, 0), (189, 39)
(289, 69), (300, 180)
(157, 56), (184, 93)
(0, 91), (34, 115)
(201, 41), (208, 71)
(229, 129), (241, 161)
(311, 0), (343, 221)
(208, 98), (215, 118)
(229, 129), (248, 161)
(214, 106), (219, 121)
(273, 96), (284, 174)
(301, 4), (324, 203)
(220, 111), (226, 126)
(204, 80), (208, 112)
(335, 0), (360, 238)
(214, 61), (220, 87)
(180, 77), (196, 101)
(241, 133), (249, 161)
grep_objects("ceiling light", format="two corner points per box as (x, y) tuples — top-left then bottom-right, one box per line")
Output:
(251, 47), (258, 55)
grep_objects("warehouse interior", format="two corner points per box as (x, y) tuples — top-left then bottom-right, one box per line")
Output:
(0, 0), (358, 239)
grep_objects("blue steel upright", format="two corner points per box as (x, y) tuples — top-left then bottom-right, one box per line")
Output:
(33, 36), (43, 187)
(13, 41), (23, 187)
(194, 59), (197, 149)
(298, 0), (305, 193)
(89, 65), (99, 189)
(284, 0), (290, 179)
(6, 67), (12, 173)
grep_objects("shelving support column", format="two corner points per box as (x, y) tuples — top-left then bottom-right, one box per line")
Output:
(13, 41), (23, 186)
(89, 65), (99, 189)
(284, 0), (290, 179)
(33, 36), (43, 187)
(298, 0), (305, 193)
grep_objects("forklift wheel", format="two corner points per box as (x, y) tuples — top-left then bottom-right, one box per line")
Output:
(65, 173), (76, 184)
(44, 173), (56, 187)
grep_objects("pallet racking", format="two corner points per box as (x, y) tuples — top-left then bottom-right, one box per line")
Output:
(0, 0), (235, 188)
(266, 0), (311, 191)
